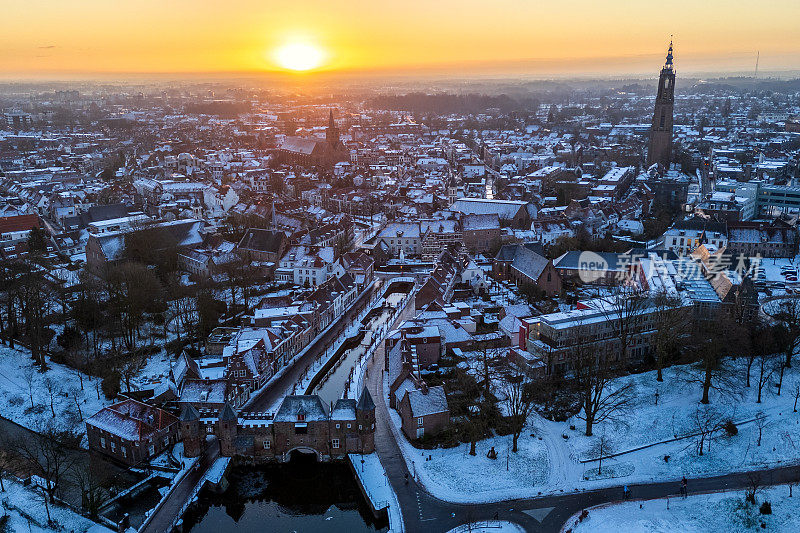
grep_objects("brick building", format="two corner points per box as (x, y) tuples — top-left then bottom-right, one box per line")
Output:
(180, 389), (376, 462)
(86, 399), (178, 465)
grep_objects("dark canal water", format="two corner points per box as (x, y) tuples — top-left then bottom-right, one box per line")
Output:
(183, 456), (389, 533)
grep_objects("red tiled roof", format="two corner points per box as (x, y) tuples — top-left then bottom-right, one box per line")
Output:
(0, 214), (40, 234)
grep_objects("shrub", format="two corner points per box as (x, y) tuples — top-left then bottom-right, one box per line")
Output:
(724, 419), (738, 436)
(101, 371), (121, 399)
(759, 501), (772, 515)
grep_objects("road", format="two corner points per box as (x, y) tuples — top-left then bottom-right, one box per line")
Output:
(139, 438), (219, 533)
(365, 355), (800, 533)
(246, 279), (381, 412)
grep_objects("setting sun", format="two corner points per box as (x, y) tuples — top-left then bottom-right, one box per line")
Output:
(273, 41), (326, 72)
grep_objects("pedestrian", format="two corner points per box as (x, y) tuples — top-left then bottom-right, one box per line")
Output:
(623, 485), (630, 500)
(681, 476), (688, 498)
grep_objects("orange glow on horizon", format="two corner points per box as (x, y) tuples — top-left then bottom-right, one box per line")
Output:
(1, 0), (800, 77)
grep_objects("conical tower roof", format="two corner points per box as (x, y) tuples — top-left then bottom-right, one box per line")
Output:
(180, 404), (200, 422)
(357, 387), (376, 411)
(218, 402), (237, 421)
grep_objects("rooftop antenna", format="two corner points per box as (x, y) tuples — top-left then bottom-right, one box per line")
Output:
(754, 51), (759, 78)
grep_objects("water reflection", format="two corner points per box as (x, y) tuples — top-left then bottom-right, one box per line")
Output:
(184, 457), (389, 533)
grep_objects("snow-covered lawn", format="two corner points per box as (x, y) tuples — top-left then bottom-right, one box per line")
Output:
(386, 360), (800, 503)
(0, 477), (112, 533)
(384, 376), (550, 503)
(0, 345), (113, 444)
(565, 485), (800, 533)
(561, 363), (800, 482)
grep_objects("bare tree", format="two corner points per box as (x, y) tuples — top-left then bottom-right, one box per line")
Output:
(745, 472), (762, 504)
(772, 299), (800, 369)
(501, 370), (536, 452)
(12, 422), (81, 506)
(598, 285), (650, 364)
(587, 432), (615, 476)
(794, 381), (800, 412)
(71, 460), (110, 518)
(684, 310), (746, 404)
(692, 405), (722, 456)
(44, 377), (59, 417)
(119, 352), (146, 394)
(754, 350), (780, 404)
(754, 411), (767, 447)
(651, 290), (689, 382)
(572, 344), (635, 437)
(23, 367), (37, 409)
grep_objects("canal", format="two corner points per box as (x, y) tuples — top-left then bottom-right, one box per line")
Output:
(312, 291), (408, 407)
(182, 458), (389, 533)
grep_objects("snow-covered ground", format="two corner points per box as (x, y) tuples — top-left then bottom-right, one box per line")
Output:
(349, 453), (403, 532)
(0, 477), (112, 533)
(384, 375), (550, 503)
(0, 344), (113, 444)
(565, 485), (800, 533)
(561, 363), (800, 483)
(385, 359), (800, 503)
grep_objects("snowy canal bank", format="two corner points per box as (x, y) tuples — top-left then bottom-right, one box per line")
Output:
(349, 453), (404, 533)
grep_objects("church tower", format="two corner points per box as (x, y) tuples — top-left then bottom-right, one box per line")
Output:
(647, 41), (676, 169)
(326, 109), (340, 147)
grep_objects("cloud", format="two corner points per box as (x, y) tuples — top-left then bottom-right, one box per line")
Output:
(38, 45), (57, 49)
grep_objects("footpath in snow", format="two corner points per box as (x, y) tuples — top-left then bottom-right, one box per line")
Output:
(565, 484), (800, 533)
(383, 361), (800, 503)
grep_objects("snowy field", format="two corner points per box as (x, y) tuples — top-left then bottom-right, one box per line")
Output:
(386, 360), (800, 503)
(561, 363), (800, 483)
(565, 485), (800, 533)
(0, 477), (112, 533)
(0, 344), (113, 444)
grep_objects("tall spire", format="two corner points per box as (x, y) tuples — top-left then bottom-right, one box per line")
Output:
(329, 108), (335, 129)
(664, 39), (674, 70)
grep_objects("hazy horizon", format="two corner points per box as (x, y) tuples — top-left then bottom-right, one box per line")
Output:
(3, 0), (800, 81)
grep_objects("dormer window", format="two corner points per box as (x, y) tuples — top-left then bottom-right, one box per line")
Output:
(297, 413), (305, 422)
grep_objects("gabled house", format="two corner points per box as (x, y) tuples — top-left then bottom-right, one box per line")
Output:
(86, 399), (178, 465)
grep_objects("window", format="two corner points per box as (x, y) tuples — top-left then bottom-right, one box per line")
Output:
(335, 423), (340, 429)
(347, 423), (351, 429)
(417, 417), (424, 428)
(110, 441), (116, 452)
(264, 440), (271, 449)
(332, 438), (340, 449)
(148, 444), (155, 457)
(358, 425), (362, 430)
(121, 447), (127, 458)
(100, 437), (106, 448)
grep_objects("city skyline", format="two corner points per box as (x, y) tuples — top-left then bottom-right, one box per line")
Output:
(2, 0), (800, 78)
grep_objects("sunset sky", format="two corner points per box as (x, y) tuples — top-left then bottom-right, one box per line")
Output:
(2, 0), (800, 78)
